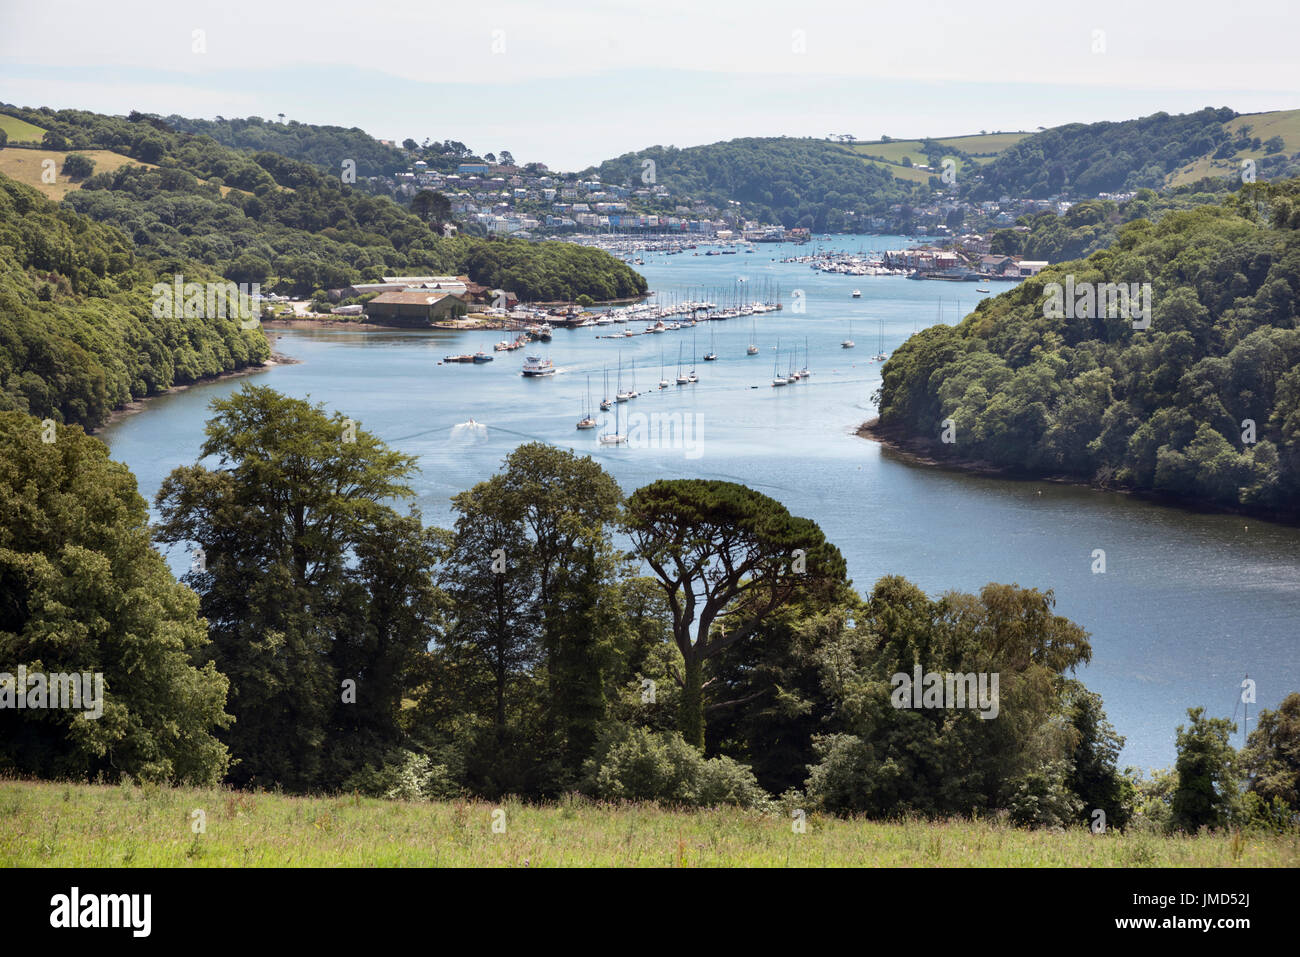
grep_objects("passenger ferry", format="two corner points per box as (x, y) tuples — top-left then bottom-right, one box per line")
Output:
(522, 355), (556, 377)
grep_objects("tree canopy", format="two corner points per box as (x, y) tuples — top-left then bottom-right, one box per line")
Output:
(0, 412), (232, 784)
(876, 179), (1300, 516)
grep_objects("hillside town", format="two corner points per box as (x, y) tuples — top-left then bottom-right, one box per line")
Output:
(363, 148), (1140, 243)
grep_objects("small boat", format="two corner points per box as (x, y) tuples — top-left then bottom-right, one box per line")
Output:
(615, 354), (636, 402)
(852, 289), (861, 298)
(976, 286), (991, 293)
(577, 375), (598, 429)
(599, 398), (627, 445)
(472, 352), (493, 363)
(772, 342), (788, 387)
(494, 340), (511, 352)
(522, 355), (556, 377)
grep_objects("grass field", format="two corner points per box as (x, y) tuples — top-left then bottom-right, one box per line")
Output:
(838, 131), (1030, 184)
(0, 113), (47, 144)
(933, 131), (1033, 156)
(2, 779), (1295, 867)
(0, 148), (153, 200)
(1228, 108), (1300, 150)
(0, 147), (248, 200)
(1160, 109), (1300, 188)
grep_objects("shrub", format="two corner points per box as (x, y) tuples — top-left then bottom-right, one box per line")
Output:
(1007, 760), (1084, 829)
(61, 153), (96, 181)
(1238, 792), (1297, 833)
(583, 725), (768, 808)
(342, 749), (461, 802)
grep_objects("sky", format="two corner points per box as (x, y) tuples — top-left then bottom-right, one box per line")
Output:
(2, 0), (1298, 170)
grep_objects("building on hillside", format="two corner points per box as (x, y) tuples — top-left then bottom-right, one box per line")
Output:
(979, 254), (1017, 276)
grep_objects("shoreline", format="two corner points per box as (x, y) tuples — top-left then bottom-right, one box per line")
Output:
(97, 350), (297, 431)
(263, 318), (397, 332)
(857, 417), (1300, 526)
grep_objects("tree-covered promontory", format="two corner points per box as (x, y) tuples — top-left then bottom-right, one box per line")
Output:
(874, 178), (1300, 516)
(0, 173), (269, 430)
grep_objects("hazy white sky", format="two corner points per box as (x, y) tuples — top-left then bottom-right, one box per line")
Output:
(3, 0), (1297, 168)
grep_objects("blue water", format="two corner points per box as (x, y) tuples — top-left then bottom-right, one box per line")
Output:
(101, 237), (1300, 771)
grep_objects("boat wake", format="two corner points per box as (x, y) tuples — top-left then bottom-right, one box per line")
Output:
(448, 419), (489, 445)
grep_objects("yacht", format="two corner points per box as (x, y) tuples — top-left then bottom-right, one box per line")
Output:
(615, 355), (636, 402)
(841, 320), (855, 349)
(599, 399), (627, 445)
(577, 375), (598, 430)
(772, 341), (788, 387)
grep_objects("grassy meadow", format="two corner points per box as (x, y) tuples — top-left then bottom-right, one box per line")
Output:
(840, 131), (1031, 184)
(1, 779), (1295, 867)
(0, 113), (47, 144)
(0, 147), (152, 200)
(0, 146), (245, 199)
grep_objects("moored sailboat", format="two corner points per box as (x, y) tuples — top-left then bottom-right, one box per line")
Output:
(577, 374), (598, 429)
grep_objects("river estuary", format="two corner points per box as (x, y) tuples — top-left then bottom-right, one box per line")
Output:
(100, 236), (1300, 770)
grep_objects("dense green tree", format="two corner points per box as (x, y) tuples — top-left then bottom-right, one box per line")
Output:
(0, 412), (232, 784)
(60, 153), (95, 180)
(440, 478), (541, 739)
(154, 386), (440, 790)
(1241, 692), (1300, 809)
(1170, 707), (1241, 832)
(705, 594), (858, 795)
(495, 443), (624, 767)
(625, 479), (848, 749)
(805, 576), (1096, 822)
(1065, 682), (1133, 829)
